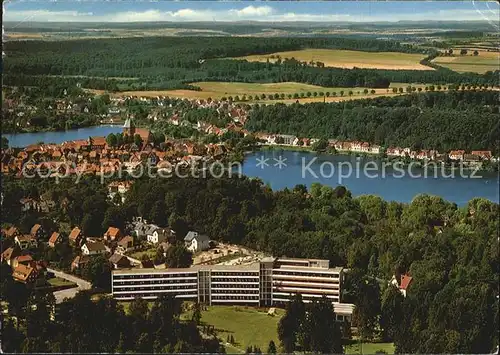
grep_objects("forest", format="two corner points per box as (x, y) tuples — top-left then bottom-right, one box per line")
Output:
(1, 174), (498, 353)
(4, 37), (499, 90)
(246, 91), (500, 152)
(0, 284), (223, 353)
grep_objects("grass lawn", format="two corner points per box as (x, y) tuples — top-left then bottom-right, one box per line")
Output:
(127, 247), (157, 260)
(432, 49), (498, 74)
(345, 342), (395, 354)
(230, 48), (430, 71)
(200, 305), (284, 352)
(47, 277), (77, 288)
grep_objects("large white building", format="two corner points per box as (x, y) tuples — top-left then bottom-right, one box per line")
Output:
(112, 257), (354, 321)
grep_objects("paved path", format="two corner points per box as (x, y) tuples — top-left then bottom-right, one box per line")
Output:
(47, 268), (91, 304)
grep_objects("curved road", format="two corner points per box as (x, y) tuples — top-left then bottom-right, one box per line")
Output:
(47, 268), (91, 304)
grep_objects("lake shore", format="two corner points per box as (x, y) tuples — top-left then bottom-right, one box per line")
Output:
(240, 150), (499, 205)
(257, 145), (498, 172)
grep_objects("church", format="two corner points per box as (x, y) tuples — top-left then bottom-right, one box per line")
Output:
(123, 118), (151, 143)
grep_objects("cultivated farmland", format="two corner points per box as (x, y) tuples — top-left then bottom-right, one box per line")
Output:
(432, 49), (499, 74)
(94, 81), (435, 102)
(230, 48), (431, 70)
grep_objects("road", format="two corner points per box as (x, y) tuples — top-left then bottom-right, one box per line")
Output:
(47, 268), (91, 304)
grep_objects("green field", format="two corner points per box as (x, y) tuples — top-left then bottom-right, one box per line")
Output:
(105, 81), (404, 102)
(345, 341), (395, 354)
(127, 247), (157, 260)
(432, 50), (498, 73)
(200, 306), (284, 352)
(118, 302), (393, 354)
(231, 48), (430, 71)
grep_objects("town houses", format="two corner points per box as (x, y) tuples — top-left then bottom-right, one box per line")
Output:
(2, 90), (497, 180)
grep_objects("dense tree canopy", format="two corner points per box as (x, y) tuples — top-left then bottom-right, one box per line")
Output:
(1, 170), (498, 353)
(4, 37), (498, 90)
(246, 91), (500, 151)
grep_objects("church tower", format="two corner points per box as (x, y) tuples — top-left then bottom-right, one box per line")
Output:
(123, 118), (135, 136)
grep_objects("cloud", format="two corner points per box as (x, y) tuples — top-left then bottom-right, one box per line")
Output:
(3, 6), (499, 23)
(230, 6), (274, 17)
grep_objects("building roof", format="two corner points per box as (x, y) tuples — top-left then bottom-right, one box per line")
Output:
(49, 232), (61, 245)
(141, 259), (155, 268)
(118, 236), (133, 247)
(83, 241), (106, 252)
(1, 247), (16, 261)
(144, 224), (160, 235)
(16, 234), (36, 242)
(105, 227), (121, 238)
(4, 226), (18, 238)
(400, 275), (413, 290)
(30, 224), (42, 236)
(114, 262), (261, 275)
(69, 227), (82, 241)
(135, 128), (151, 142)
(91, 136), (107, 146)
(72, 255), (91, 265)
(14, 254), (33, 264)
(109, 253), (128, 265)
(12, 264), (36, 282)
(184, 231), (209, 242)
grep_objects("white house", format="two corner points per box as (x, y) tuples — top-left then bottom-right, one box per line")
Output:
(370, 145), (381, 154)
(276, 134), (297, 146)
(81, 241), (107, 256)
(147, 227), (173, 244)
(184, 231), (210, 253)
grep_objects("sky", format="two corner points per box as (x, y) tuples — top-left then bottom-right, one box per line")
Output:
(3, 1), (500, 23)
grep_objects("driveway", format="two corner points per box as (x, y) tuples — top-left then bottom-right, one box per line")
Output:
(47, 268), (91, 304)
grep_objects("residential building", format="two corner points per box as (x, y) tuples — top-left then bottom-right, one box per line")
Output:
(12, 264), (38, 284)
(71, 255), (90, 271)
(109, 253), (131, 269)
(471, 150), (492, 160)
(12, 254), (33, 268)
(147, 227), (174, 244)
(89, 136), (107, 150)
(117, 236), (134, 254)
(111, 257), (353, 321)
(69, 227), (83, 246)
(108, 181), (133, 203)
(2, 226), (19, 239)
(48, 232), (61, 248)
(140, 259), (155, 268)
(370, 145), (381, 154)
(15, 235), (38, 249)
(81, 241), (107, 256)
(184, 231), (210, 253)
(275, 134), (297, 146)
(390, 274), (413, 297)
(104, 227), (122, 241)
(1, 247), (20, 266)
(449, 150), (465, 161)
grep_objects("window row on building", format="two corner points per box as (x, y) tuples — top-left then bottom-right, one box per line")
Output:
(112, 258), (346, 309)
(114, 272), (197, 280)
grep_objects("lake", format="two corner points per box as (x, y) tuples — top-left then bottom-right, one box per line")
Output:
(240, 150), (499, 205)
(4, 125), (123, 147)
(4, 129), (498, 205)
